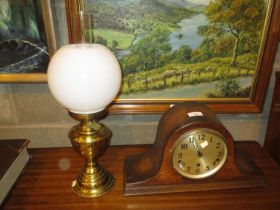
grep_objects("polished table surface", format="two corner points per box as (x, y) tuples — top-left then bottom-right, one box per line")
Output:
(4, 141), (280, 210)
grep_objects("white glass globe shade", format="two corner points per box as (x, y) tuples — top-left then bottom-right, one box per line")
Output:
(47, 44), (122, 114)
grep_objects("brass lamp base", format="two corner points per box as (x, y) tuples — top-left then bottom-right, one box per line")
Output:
(72, 163), (114, 197)
(69, 111), (114, 197)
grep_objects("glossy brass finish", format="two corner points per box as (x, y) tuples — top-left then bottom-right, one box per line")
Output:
(68, 112), (114, 197)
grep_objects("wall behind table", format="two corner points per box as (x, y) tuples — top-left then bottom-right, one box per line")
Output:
(0, 45), (279, 148)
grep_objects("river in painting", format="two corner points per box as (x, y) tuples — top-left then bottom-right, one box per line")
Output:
(169, 13), (207, 51)
(115, 13), (208, 58)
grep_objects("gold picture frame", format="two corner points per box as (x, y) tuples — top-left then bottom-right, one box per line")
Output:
(2, 0), (278, 115)
(65, 0), (280, 114)
(0, 0), (57, 83)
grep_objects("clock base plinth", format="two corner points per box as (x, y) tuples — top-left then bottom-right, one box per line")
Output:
(124, 143), (266, 196)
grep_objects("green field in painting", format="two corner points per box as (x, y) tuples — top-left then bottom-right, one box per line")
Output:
(121, 53), (256, 97)
(94, 29), (135, 49)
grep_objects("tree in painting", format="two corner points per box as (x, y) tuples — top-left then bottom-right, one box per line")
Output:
(122, 28), (171, 73)
(204, 0), (266, 66)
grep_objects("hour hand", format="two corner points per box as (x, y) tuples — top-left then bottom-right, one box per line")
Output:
(193, 139), (203, 157)
(197, 150), (203, 157)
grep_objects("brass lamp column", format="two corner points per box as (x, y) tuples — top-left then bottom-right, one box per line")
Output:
(47, 43), (122, 197)
(69, 112), (114, 197)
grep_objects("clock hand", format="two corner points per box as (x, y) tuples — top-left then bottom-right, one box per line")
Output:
(193, 138), (203, 157)
(197, 150), (203, 158)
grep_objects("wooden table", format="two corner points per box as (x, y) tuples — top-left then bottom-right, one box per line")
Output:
(4, 141), (280, 210)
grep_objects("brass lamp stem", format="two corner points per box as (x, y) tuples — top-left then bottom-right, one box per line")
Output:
(68, 112), (114, 197)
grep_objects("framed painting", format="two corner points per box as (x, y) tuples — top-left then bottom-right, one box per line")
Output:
(0, 0), (58, 82)
(66, 0), (280, 114)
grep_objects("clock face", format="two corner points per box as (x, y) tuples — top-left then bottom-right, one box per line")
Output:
(171, 128), (227, 179)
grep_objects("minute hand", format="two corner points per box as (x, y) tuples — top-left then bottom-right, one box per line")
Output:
(193, 138), (203, 157)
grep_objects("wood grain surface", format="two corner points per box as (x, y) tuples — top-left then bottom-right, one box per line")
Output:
(124, 104), (266, 195)
(264, 71), (280, 165)
(3, 142), (280, 210)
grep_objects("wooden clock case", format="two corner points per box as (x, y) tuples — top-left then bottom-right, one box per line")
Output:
(124, 103), (266, 196)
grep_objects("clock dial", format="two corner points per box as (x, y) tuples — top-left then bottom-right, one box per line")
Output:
(171, 128), (227, 179)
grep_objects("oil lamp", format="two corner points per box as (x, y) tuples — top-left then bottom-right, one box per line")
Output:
(47, 43), (122, 197)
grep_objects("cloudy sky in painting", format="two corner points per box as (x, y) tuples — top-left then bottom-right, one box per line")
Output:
(188, 0), (210, 5)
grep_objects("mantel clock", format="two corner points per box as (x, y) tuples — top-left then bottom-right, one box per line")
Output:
(124, 103), (266, 196)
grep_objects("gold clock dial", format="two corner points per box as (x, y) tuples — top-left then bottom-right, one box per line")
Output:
(171, 128), (227, 179)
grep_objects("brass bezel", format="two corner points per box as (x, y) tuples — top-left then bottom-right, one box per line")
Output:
(171, 128), (228, 179)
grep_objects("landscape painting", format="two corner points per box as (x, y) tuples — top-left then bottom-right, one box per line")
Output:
(84, 0), (271, 100)
(0, 0), (49, 74)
